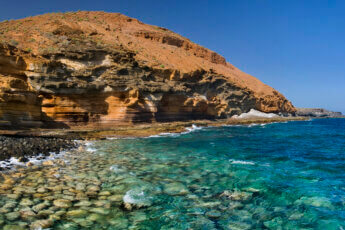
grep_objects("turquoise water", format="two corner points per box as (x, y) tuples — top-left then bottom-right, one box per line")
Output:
(85, 119), (345, 229)
(1, 119), (345, 229)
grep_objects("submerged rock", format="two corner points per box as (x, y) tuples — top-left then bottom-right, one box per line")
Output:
(90, 208), (110, 215)
(19, 198), (34, 206)
(226, 221), (252, 230)
(220, 190), (252, 201)
(74, 200), (92, 207)
(123, 188), (153, 209)
(164, 182), (189, 196)
(53, 199), (72, 208)
(206, 210), (221, 218)
(3, 225), (26, 230)
(66, 209), (88, 217)
(5, 211), (20, 221)
(30, 219), (53, 229)
(295, 196), (334, 209)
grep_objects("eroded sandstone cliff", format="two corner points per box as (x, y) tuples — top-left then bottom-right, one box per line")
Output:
(0, 11), (295, 128)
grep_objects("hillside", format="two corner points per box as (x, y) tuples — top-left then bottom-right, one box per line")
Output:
(0, 11), (295, 128)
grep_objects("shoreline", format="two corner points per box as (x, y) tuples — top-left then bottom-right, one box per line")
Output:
(0, 116), (309, 140)
(0, 116), (308, 169)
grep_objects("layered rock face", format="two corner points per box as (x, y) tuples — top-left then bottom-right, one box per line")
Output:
(0, 12), (295, 129)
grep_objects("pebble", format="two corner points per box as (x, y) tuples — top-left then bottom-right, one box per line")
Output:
(74, 200), (92, 207)
(6, 194), (20, 200)
(99, 191), (111, 196)
(90, 207), (110, 215)
(206, 210), (221, 218)
(87, 213), (103, 222)
(164, 182), (189, 196)
(43, 160), (54, 166)
(30, 219), (53, 229)
(37, 209), (54, 217)
(108, 195), (123, 202)
(3, 201), (17, 209)
(3, 225), (26, 230)
(32, 202), (48, 212)
(37, 187), (47, 193)
(20, 210), (36, 220)
(87, 185), (100, 192)
(66, 209), (88, 217)
(53, 199), (72, 208)
(5, 211), (20, 221)
(19, 198), (33, 206)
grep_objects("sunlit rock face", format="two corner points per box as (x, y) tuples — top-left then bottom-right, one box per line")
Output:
(0, 12), (295, 129)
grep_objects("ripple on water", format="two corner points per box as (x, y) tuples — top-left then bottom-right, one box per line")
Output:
(0, 119), (344, 229)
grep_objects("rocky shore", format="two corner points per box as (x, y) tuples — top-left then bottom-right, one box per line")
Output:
(0, 116), (306, 169)
(296, 108), (345, 118)
(0, 136), (77, 170)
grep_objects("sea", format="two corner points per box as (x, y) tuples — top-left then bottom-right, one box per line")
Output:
(1, 118), (345, 229)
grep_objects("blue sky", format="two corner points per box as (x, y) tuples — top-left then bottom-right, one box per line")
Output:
(1, 0), (344, 113)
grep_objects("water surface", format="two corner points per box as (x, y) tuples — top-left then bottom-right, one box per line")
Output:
(1, 119), (345, 229)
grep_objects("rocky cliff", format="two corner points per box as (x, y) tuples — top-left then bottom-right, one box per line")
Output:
(0, 11), (295, 129)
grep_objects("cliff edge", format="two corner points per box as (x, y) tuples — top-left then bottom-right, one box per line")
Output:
(0, 11), (295, 129)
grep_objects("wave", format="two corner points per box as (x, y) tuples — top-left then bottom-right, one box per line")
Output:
(145, 124), (204, 138)
(123, 188), (152, 206)
(109, 164), (127, 173)
(83, 141), (98, 152)
(0, 151), (68, 170)
(229, 159), (255, 165)
(106, 137), (137, 140)
(86, 147), (97, 153)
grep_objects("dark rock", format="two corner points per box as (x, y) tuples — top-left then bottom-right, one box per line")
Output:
(296, 108), (345, 118)
(0, 136), (77, 162)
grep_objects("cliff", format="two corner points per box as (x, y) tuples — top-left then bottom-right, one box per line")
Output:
(0, 11), (295, 129)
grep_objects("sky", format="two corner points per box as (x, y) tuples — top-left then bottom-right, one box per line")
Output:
(1, 0), (344, 113)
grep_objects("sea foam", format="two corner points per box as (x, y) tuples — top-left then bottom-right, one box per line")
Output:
(229, 159), (256, 165)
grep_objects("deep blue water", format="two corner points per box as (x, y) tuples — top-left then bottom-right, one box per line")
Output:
(79, 118), (345, 229)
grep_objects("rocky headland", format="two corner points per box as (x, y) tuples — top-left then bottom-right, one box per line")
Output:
(296, 108), (345, 118)
(0, 11), (296, 130)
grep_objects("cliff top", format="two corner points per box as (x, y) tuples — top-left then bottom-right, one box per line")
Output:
(0, 11), (287, 100)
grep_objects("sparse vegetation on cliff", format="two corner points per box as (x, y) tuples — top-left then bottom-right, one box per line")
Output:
(0, 11), (295, 130)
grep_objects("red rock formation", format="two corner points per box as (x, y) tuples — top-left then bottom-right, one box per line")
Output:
(0, 11), (295, 128)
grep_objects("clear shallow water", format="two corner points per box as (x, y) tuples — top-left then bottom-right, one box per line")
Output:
(1, 119), (345, 229)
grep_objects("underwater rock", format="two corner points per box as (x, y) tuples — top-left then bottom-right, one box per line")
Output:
(206, 210), (221, 218)
(226, 221), (252, 230)
(30, 219), (53, 229)
(220, 190), (252, 201)
(74, 200), (92, 207)
(294, 196), (334, 209)
(90, 208), (110, 215)
(108, 195), (123, 202)
(3, 225), (26, 230)
(19, 198), (34, 206)
(66, 209), (89, 218)
(164, 182), (189, 196)
(123, 188), (152, 209)
(53, 199), (72, 208)
(5, 211), (20, 221)
(264, 217), (283, 230)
